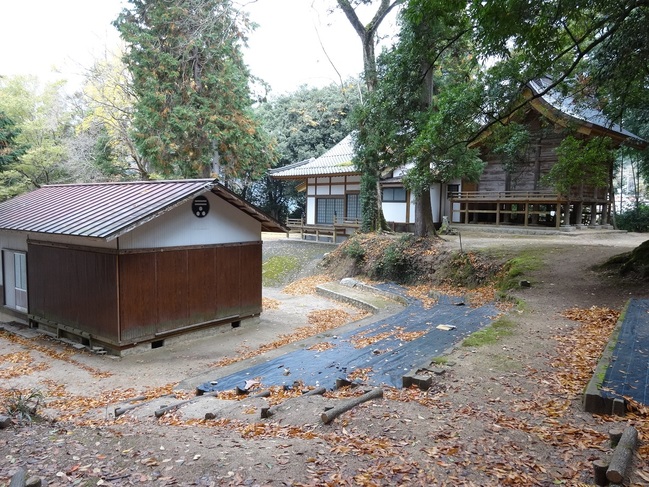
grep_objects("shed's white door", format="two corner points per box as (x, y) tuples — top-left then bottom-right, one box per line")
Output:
(3, 250), (27, 312)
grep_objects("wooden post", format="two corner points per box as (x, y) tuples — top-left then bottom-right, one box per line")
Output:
(592, 458), (609, 486)
(321, 388), (383, 424)
(524, 202), (529, 226)
(606, 426), (638, 484)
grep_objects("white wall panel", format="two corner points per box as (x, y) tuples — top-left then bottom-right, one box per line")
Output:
(330, 184), (344, 195)
(316, 185), (330, 195)
(382, 202), (407, 223)
(119, 192), (260, 249)
(307, 197), (316, 224)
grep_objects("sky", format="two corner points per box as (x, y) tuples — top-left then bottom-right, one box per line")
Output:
(0, 0), (398, 96)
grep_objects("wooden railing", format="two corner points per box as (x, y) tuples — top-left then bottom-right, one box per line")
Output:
(449, 190), (565, 202)
(285, 216), (360, 242)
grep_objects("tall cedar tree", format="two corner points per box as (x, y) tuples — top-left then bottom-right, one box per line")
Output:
(114, 0), (275, 180)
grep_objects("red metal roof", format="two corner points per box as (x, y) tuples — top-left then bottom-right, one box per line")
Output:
(0, 179), (286, 240)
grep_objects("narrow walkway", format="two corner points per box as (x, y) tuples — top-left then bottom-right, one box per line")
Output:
(601, 299), (649, 406)
(197, 285), (499, 393)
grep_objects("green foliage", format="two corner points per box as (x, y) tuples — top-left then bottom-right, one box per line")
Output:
(371, 234), (416, 283)
(114, 0), (275, 181)
(616, 204), (649, 233)
(353, 0), (484, 235)
(544, 136), (614, 195)
(486, 123), (532, 174)
(0, 110), (28, 170)
(256, 83), (362, 166)
(471, 0), (648, 153)
(0, 75), (73, 197)
(252, 82), (362, 220)
(342, 237), (366, 263)
(442, 251), (503, 289)
(3, 388), (44, 423)
(462, 317), (515, 347)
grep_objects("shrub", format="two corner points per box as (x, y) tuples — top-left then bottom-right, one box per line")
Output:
(616, 204), (649, 233)
(371, 234), (415, 283)
(343, 238), (366, 262)
(3, 389), (44, 423)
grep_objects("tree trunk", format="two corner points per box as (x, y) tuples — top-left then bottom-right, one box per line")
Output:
(337, 0), (403, 232)
(606, 426), (638, 484)
(321, 388), (383, 424)
(414, 187), (436, 237)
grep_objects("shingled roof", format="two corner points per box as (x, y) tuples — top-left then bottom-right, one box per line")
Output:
(528, 78), (646, 148)
(0, 179), (286, 240)
(269, 134), (357, 179)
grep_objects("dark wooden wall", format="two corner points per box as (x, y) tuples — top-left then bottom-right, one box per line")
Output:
(118, 242), (261, 344)
(477, 111), (613, 201)
(28, 241), (262, 347)
(28, 242), (119, 341)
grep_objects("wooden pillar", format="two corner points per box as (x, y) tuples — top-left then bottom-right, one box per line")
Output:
(524, 203), (529, 227)
(574, 201), (583, 227)
(601, 202), (609, 225)
(564, 202), (572, 227)
(589, 203), (598, 226)
(496, 203), (500, 225)
(464, 203), (470, 224)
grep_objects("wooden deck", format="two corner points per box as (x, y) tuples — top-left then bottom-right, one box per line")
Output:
(450, 191), (610, 228)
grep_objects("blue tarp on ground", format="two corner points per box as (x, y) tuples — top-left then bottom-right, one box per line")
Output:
(601, 298), (649, 406)
(198, 284), (500, 393)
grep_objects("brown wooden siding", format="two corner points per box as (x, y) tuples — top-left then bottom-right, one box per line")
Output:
(27, 242), (119, 341)
(119, 242), (261, 344)
(477, 111), (612, 200)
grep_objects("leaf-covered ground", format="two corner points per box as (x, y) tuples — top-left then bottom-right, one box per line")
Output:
(1, 231), (648, 486)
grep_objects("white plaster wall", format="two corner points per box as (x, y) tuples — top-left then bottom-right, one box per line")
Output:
(382, 202), (407, 223)
(430, 183), (441, 224)
(0, 231), (28, 286)
(118, 192), (260, 249)
(307, 196), (316, 224)
(409, 193), (416, 223)
(330, 184), (344, 195)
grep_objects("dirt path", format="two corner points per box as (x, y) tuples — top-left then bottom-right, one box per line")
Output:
(1, 230), (648, 486)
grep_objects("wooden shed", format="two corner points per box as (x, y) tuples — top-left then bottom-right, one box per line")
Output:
(0, 179), (286, 355)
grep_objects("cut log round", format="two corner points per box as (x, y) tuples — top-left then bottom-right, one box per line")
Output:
(608, 427), (624, 447)
(606, 426), (638, 484)
(592, 458), (609, 486)
(321, 388), (383, 424)
(303, 386), (327, 397)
